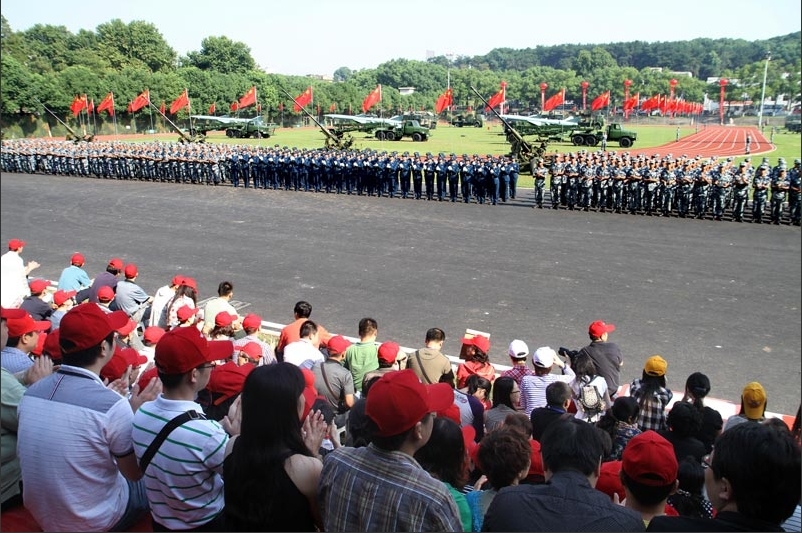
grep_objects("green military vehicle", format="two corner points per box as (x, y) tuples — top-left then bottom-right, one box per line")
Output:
(374, 119), (431, 142)
(785, 108), (801, 132)
(569, 122), (638, 148)
(188, 115), (278, 139)
(451, 114), (484, 128)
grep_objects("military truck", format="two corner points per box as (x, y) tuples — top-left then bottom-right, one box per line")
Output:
(451, 114), (484, 128)
(569, 123), (638, 148)
(785, 108), (801, 132)
(389, 112), (437, 130)
(189, 115), (277, 139)
(374, 120), (431, 142)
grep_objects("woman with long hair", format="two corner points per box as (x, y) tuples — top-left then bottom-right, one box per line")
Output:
(680, 372), (723, 454)
(223, 363), (328, 531)
(456, 335), (496, 389)
(570, 351), (610, 422)
(484, 376), (519, 433)
(462, 374), (493, 411)
(166, 280), (198, 330)
(628, 355), (673, 431)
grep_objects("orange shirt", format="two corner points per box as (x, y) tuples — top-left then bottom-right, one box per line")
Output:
(276, 318), (331, 356)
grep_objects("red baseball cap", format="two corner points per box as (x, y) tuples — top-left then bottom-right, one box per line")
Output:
(32, 331), (47, 356)
(1, 307), (27, 320)
(108, 258), (124, 270)
(171, 274), (185, 286)
(237, 342), (262, 361)
(377, 341), (400, 364)
(137, 366), (160, 391)
(42, 328), (61, 359)
(71, 253), (85, 266)
(621, 431), (678, 487)
(326, 335), (351, 356)
(470, 335), (491, 354)
(241, 313), (262, 330)
(97, 286), (115, 302)
(207, 361), (253, 405)
(124, 263), (138, 278)
(366, 369), (454, 437)
(214, 311), (236, 328)
(101, 346), (146, 381)
(59, 305), (129, 354)
(176, 305), (198, 322)
(154, 327), (233, 375)
(589, 320), (616, 338)
(28, 278), (49, 295)
(180, 277), (198, 291)
(53, 289), (77, 307)
(116, 319), (138, 337)
(8, 239), (26, 250)
(596, 459), (625, 500)
(6, 312), (51, 337)
(143, 326), (165, 345)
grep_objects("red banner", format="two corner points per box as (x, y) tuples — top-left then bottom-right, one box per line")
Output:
(293, 86), (313, 112)
(362, 85), (381, 113)
(542, 88), (565, 112)
(169, 89), (189, 115)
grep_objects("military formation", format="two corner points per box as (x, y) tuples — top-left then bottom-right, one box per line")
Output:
(1, 139), (799, 225)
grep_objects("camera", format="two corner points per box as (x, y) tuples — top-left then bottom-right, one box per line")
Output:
(558, 346), (578, 358)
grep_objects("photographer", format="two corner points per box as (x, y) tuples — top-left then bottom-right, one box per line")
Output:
(574, 320), (624, 399)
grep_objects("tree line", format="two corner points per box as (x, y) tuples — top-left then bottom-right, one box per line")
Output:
(1, 15), (799, 126)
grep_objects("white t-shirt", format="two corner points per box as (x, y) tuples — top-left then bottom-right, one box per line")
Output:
(0, 251), (28, 308)
(283, 339), (325, 369)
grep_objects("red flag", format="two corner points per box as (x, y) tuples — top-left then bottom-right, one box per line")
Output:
(70, 95), (87, 116)
(160, 100), (166, 115)
(590, 91), (610, 111)
(97, 92), (114, 116)
(434, 87), (453, 114)
(87, 99), (95, 114)
(329, 103), (337, 112)
(293, 86), (313, 112)
(209, 102), (216, 114)
(238, 86), (257, 109)
(485, 81), (506, 111)
(169, 89), (189, 115)
(623, 92), (639, 111)
(640, 94), (659, 111)
(129, 90), (150, 113)
(362, 85), (381, 113)
(230, 101), (239, 112)
(542, 88), (565, 112)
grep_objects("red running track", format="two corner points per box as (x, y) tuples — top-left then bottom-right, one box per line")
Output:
(628, 125), (772, 159)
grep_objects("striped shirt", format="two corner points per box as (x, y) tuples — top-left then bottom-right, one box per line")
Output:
(319, 443), (463, 532)
(520, 366), (577, 416)
(132, 396), (227, 529)
(18, 366), (134, 532)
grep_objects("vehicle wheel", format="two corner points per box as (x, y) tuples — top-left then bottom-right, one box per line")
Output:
(385, 131), (396, 141)
(585, 135), (597, 146)
(225, 130), (234, 138)
(572, 134), (585, 146)
(254, 131), (262, 139)
(376, 131), (386, 141)
(474, 121), (482, 127)
(412, 133), (423, 142)
(619, 137), (633, 148)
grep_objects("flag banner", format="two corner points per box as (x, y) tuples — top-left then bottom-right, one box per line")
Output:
(209, 102), (216, 114)
(129, 90), (150, 113)
(362, 85), (381, 113)
(169, 89), (189, 114)
(238, 86), (257, 109)
(87, 99), (95, 114)
(590, 91), (610, 111)
(160, 101), (166, 115)
(70, 95), (87, 116)
(231, 101), (239, 112)
(434, 87), (453, 114)
(97, 92), (114, 116)
(623, 92), (640, 111)
(542, 88), (565, 112)
(293, 86), (313, 112)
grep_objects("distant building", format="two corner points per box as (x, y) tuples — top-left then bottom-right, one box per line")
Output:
(398, 87), (416, 96)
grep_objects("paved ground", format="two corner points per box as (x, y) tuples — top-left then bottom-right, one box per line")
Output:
(2, 171), (799, 415)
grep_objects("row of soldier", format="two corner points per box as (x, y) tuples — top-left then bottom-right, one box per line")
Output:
(538, 152), (800, 224)
(1, 139), (799, 224)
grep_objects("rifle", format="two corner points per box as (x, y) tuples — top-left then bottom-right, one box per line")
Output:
(470, 86), (545, 168)
(280, 88), (353, 150)
(35, 98), (94, 143)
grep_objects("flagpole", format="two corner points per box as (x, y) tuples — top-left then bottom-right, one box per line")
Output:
(91, 98), (97, 136)
(147, 90), (154, 133)
(111, 93), (118, 138)
(186, 89), (193, 135)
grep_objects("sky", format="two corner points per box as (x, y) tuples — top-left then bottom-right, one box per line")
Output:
(2, 0), (800, 77)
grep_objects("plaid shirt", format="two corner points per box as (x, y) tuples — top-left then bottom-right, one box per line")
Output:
(629, 378), (673, 432)
(501, 364), (536, 387)
(319, 444), (462, 532)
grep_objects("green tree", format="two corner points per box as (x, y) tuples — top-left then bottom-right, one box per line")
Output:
(184, 36), (255, 74)
(96, 19), (176, 73)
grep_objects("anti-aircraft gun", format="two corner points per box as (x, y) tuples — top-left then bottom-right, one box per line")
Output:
(37, 100), (94, 143)
(281, 88), (354, 150)
(152, 103), (205, 144)
(470, 86), (548, 172)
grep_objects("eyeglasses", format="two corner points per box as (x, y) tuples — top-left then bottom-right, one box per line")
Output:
(197, 363), (215, 370)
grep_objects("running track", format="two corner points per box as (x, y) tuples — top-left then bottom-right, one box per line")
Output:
(629, 125), (772, 159)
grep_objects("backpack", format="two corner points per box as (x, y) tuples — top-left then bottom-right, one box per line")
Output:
(578, 379), (605, 419)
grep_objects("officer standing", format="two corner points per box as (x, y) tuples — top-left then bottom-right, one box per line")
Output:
(549, 153), (565, 209)
(533, 158), (549, 208)
(770, 166), (790, 224)
(788, 159), (801, 226)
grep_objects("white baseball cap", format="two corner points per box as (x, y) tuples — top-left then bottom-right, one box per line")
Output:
(533, 347), (557, 368)
(508, 339), (529, 359)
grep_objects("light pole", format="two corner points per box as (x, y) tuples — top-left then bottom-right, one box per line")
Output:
(758, 51), (771, 130)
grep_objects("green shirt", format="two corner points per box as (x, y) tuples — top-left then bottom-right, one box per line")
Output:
(344, 342), (379, 393)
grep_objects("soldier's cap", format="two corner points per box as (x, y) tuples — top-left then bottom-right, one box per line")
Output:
(795, 159), (801, 164)
(438, 152), (445, 158)
(740, 162), (747, 167)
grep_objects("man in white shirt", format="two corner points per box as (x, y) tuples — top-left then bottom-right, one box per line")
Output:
(283, 320), (325, 370)
(0, 239), (40, 308)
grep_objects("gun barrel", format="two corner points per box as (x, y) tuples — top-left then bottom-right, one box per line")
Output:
(280, 89), (335, 141)
(469, 86), (534, 158)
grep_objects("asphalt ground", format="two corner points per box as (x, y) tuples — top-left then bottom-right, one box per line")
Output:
(2, 171), (799, 415)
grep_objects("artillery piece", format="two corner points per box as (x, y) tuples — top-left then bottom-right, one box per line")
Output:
(470, 87), (548, 172)
(281, 88), (354, 150)
(37, 100), (94, 143)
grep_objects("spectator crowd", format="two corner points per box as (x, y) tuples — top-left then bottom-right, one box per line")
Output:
(1, 239), (800, 532)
